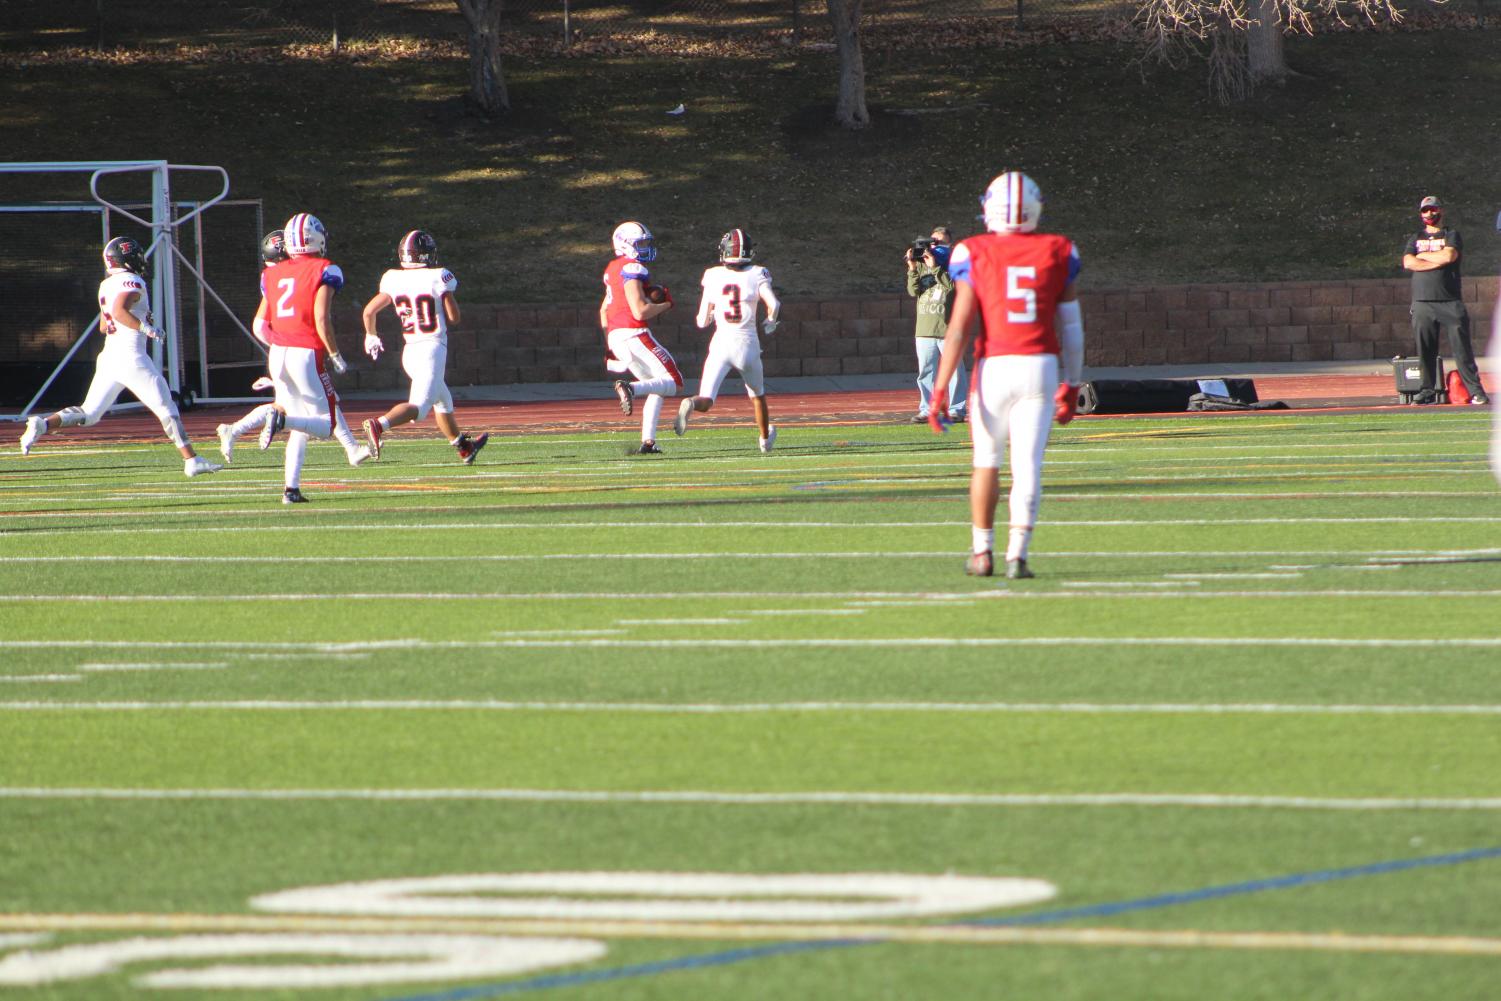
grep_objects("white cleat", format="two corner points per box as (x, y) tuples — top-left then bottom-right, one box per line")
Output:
(19, 416), (45, 455)
(184, 455), (223, 477)
(348, 445), (373, 467)
(759, 425), (777, 453)
(674, 397), (693, 436)
(216, 423), (235, 464)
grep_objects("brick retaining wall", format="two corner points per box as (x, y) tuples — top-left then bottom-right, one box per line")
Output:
(339, 277), (1501, 393)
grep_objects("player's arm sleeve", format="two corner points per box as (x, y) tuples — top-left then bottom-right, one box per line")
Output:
(321, 264), (346, 292)
(695, 282), (714, 329)
(947, 242), (973, 288)
(759, 278), (781, 322)
(1055, 296), (1084, 387)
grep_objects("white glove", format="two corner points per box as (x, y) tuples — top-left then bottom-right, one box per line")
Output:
(328, 352), (348, 375)
(139, 322), (164, 340)
(762, 318), (779, 335)
(251, 376), (275, 392)
(364, 333), (384, 361)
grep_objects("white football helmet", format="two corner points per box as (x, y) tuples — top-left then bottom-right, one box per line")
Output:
(980, 172), (1043, 234)
(284, 213), (328, 256)
(611, 221), (656, 262)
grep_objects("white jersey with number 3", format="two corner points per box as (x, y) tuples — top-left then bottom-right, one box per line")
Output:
(378, 266), (459, 343)
(698, 265), (776, 341)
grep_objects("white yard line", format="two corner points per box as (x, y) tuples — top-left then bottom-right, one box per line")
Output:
(76, 663), (227, 672)
(2, 913), (1501, 957)
(0, 787), (1496, 810)
(3, 635), (1500, 651)
(4, 700), (1501, 716)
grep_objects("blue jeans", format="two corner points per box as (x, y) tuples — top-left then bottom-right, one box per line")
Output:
(915, 336), (967, 416)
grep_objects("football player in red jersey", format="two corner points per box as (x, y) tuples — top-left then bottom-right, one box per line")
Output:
(251, 212), (353, 503)
(928, 172), (1085, 579)
(600, 221), (683, 453)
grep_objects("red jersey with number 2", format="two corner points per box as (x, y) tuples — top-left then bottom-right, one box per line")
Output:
(602, 257), (652, 331)
(261, 256), (346, 351)
(949, 232), (1079, 360)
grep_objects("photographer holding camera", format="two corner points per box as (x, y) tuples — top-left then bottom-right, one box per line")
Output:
(906, 226), (967, 423)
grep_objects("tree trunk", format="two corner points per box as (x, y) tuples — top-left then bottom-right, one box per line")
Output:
(825, 0), (869, 130)
(456, 0), (509, 117)
(1246, 0), (1288, 85)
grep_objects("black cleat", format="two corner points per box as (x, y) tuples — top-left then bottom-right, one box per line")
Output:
(258, 408), (286, 449)
(614, 380), (635, 415)
(282, 487), (308, 505)
(635, 441), (662, 454)
(1006, 558), (1034, 579)
(965, 551), (993, 577)
(457, 432), (489, 465)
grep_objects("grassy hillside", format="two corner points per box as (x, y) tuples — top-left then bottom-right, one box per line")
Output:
(4, 23), (1500, 303)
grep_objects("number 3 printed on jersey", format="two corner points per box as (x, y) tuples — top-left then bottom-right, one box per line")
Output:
(719, 284), (743, 323)
(1006, 266), (1037, 324)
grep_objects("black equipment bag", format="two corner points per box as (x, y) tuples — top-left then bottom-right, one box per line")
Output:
(1076, 378), (1259, 415)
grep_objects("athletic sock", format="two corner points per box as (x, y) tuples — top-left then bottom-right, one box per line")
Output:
(1006, 527), (1031, 562)
(973, 527), (994, 555)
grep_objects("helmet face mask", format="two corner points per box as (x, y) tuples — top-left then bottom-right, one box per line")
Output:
(718, 228), (754, 265)
(612, 221), (656, 263)
(284, 213), (328, 256)
(981, 171), (1044, 234)
(399, 230), (439, 269)
(103, 236), (149, 277)
(260, 230), (287, 268)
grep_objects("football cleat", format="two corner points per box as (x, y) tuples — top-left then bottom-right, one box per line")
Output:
(1006, 559), (1034, 580)
(636, 441), (662, 454)
(362, 418), (383, 459)
(674, 397), (693, 436)
(258, 409), (285, 450)
(184, 455), (222, 477)
(614, 380), (635, 415)
(282, 487), (308, 504)
(457, 432), (489, 465)
(216, 423), (235, 464)
(966, 551), (994, 577)
(19, 415), (45, 455)
(759, 425), (778, 453)
(348, 445), (373, 466)
(1472, 394), (1491, 406)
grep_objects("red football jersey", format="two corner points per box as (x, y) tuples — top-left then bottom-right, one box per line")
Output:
(950, 233), (1079, 360)
(602, 256), (652, 331)
(261, 256), (346, 350)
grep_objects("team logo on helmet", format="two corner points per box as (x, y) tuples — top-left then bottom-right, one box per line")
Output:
(718, 229), (754, 265)
(399, 230), (439, 269)
(980, 171), (1043, 234)
(103, 236), (149, 276)
(612, 221), (657, 263)
(260, 230), (288, 268)
(284, 213), (328, 257)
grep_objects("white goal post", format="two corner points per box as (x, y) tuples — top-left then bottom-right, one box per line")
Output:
(0, 160), (268, 420)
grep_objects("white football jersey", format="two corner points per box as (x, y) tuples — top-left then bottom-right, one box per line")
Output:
(378, 266), (460, 341)
(699, 265), (775, 339)
(97, 271), (152, 351)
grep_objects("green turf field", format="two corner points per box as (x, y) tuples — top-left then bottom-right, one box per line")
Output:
(1, 409), (1499, 999)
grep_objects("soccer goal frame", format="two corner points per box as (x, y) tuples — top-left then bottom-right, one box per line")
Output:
(0, 160), (267, 421)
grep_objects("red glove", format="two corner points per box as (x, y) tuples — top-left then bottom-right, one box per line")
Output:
(927, 388), (951, 434)
(1054, 383), (1079, 425)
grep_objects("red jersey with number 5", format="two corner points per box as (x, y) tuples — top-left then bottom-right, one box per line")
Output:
(602, 256), (652, 331)
(261, 256), (346, 350)
(948, 232), (1079, 359)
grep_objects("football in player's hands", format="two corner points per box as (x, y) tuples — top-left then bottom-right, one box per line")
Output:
(645, 285), (670, 305)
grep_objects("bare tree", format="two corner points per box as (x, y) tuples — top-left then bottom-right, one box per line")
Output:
(825, 0), (870, 129)
(1137, 0), (1400, 103)
(455, 0), (509, 117)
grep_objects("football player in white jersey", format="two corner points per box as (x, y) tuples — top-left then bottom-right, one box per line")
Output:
(19, 237), (222, 477)
(214, 229), (372, 468)
(674, 229), (782, 452)
(359, 230), (488, 464)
